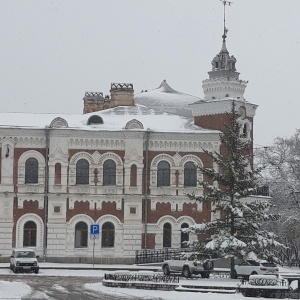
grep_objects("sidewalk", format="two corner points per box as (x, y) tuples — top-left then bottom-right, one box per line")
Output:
(0, 262), (161, 271)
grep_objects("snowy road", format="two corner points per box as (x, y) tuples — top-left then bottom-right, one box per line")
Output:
(0, 264), (299, 300)
(0, 274), (142, 300)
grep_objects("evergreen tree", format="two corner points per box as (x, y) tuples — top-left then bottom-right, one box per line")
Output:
(187, 103), (281, 278)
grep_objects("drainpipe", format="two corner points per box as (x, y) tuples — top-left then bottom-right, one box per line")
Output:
(43, 126), (50, 261)
(144, 129), (150, 249)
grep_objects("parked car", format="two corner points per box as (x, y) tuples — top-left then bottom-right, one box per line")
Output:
(10, 248), (39, 274)
(162, 254), (214, 278)
(233, 259), (279, 278)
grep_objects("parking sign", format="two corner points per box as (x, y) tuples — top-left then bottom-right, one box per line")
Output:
(90, 224), (100, 234)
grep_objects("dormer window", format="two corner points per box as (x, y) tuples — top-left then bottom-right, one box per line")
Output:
(87, 115), (103, 125)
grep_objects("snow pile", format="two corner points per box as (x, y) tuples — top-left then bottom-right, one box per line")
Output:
(0, 281), (31, 298)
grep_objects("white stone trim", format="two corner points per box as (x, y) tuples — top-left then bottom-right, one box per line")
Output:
(16, 213), (44, 252)
(18, 150), (45, 185)
(66, 214), (94, 250)
(96, 215), (123, 251)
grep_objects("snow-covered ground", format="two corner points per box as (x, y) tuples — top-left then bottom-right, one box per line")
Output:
(0, 263), (299, 300)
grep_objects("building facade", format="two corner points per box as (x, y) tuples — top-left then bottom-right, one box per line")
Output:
(0, 33), (263, 263)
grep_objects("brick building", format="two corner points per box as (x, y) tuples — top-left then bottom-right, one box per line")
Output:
(0, 33), (263, 263)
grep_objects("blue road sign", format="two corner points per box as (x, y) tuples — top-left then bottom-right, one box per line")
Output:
(90, 224), (100, 234)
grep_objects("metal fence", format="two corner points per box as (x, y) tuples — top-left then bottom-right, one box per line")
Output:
(135, 247), (196, 264)
(104, 273), (180, 284)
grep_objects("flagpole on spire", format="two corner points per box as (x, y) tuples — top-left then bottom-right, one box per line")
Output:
(220, 0), (233, 40)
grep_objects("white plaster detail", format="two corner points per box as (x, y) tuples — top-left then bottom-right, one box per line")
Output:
(17, 150), (46, 188)
(124, 119), (144, 129)
(16, 213), (44, 251)
(50, 117), (68, 128)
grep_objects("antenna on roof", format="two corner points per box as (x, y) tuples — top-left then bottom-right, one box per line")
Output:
(220, 0), (233, 40)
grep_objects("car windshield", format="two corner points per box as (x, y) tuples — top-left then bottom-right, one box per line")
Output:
(248, 260), (260, 266)
(261, 262), (277, 267)
(16, 251), (35, 258)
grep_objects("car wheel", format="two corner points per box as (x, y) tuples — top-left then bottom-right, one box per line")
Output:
(34, 269), (39, 274)
(201, 272), (210, 278)
(182, 266), (191, 278)
(203, 260), (214, 270)
(232, 269), (238, 279)
(162, 265), (170, 276)
(251, 271), (258, 275)
(12, 266), (17, 273)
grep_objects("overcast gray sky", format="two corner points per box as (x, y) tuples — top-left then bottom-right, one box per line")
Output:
(0, 0), (299, 147)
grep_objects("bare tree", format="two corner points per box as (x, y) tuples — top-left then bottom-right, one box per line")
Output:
(256, 130), (300, 264)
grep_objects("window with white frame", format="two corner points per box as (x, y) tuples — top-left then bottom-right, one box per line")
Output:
(184, 162), (197, 187)
(76, 159), (89, 185)
(23, 221), (37, 247)
(157, 161), (170, 187)
(74, 221), (88, 248)
(163, 223), (172, 248)
(103, 159), (116, 186)
(101, 222), (115, 247)
(181, 223), (189, 248)
(25, 158), (38, 184)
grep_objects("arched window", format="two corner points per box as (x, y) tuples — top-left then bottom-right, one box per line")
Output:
(242, 123), (250, 138)
(184, 162), (197, 187)
(25, 158), (38, 184)
(75, 221), (88, 248)
(23, 221), (37, 247)
(101, 222), (115, 248)
(163, 223), (172, 248)
(181, 223), (189, 248)
(157, 161), (170, 187)
(54, 163), (61, 185)
(130, 164), (137, 187)
(76, 159), (89, 185)
(103, 160), (116, 186)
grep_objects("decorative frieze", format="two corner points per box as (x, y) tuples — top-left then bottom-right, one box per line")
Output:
(150, 197), (202, 211)
(68, 196), (122, 210)
(148, 140), (214, 151)
(69, 138), (125, 149)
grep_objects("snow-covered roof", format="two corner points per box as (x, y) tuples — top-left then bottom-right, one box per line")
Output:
(0, 104), (219, 134)
(134, 80), (201, 117)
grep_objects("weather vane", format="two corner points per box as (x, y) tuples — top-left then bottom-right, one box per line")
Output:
(220, 0), (233, 39)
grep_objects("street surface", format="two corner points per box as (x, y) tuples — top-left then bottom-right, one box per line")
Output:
(0, 274), (143, 300)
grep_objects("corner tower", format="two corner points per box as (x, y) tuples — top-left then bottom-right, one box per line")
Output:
(192, 2), (257, 142)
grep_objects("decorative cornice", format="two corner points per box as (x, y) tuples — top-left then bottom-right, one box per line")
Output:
(192, 99), (257, 118)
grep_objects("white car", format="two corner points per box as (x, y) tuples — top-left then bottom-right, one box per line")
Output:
(10, 248), (39, 274)
(162, 254), (214, 278)
(233, 259), (278, 278)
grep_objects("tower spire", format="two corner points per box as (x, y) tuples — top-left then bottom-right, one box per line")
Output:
(208, 0), (237, 78)
(201, 0), (248, 101)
